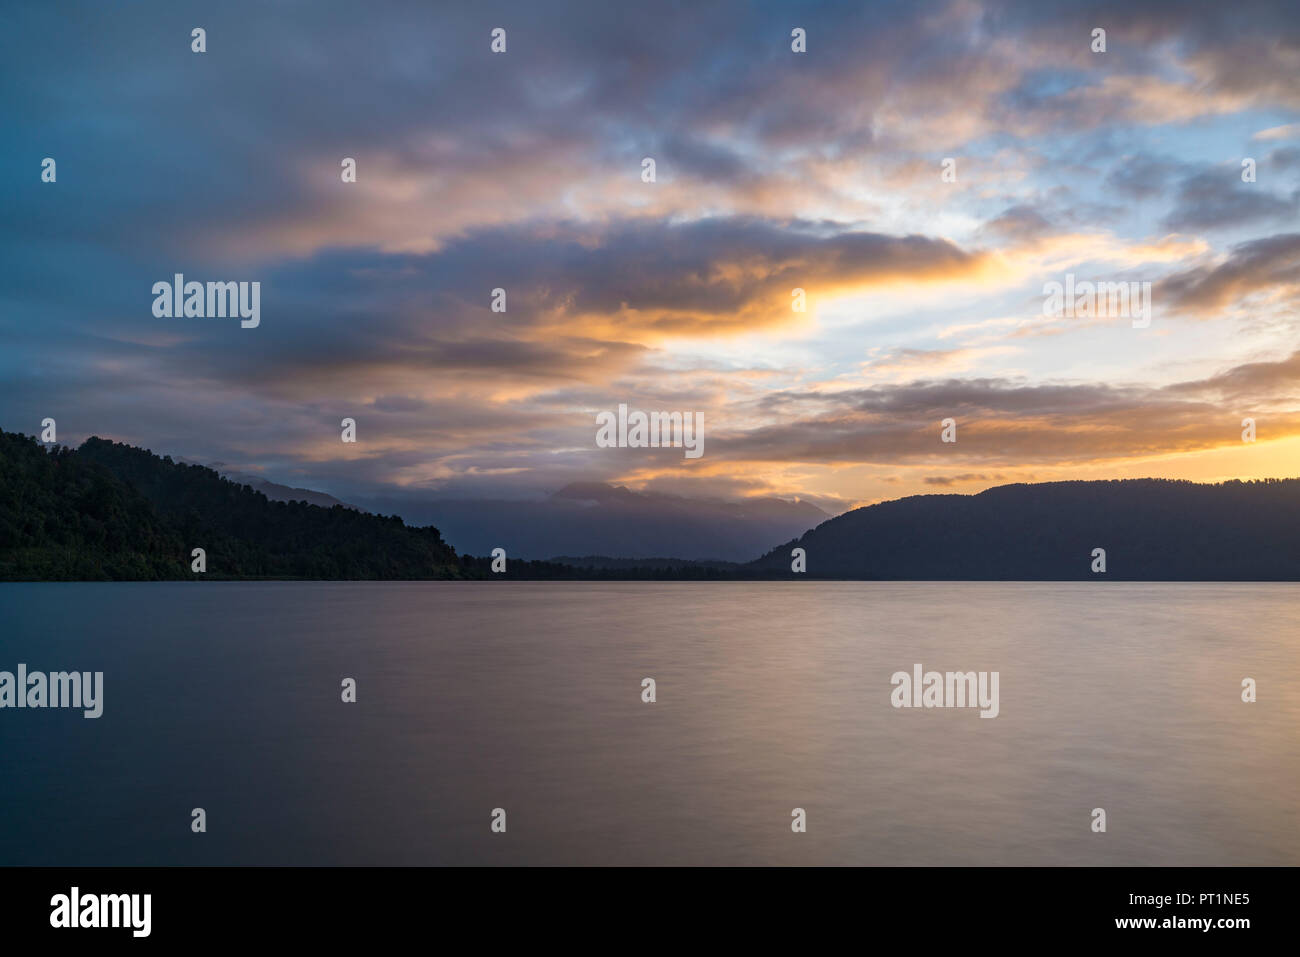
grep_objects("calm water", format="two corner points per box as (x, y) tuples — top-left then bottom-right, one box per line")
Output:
(1, 582), (1297, 865)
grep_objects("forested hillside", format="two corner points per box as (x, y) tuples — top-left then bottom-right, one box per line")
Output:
(749, 478), (1300, 580)
(0, 431), (464, 580)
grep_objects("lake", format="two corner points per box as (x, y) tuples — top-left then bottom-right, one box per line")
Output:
(1, 581), (1296, 865)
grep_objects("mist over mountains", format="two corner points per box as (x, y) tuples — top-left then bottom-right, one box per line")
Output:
(195, 463), (827, 563)
(201, 464), (357, 512)
(352, 481), (829, 562)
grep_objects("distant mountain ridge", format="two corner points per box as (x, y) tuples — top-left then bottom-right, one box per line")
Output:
(358, 481), (829, 562)
(6, 428), (1300, 580)
(749, 478), (1300, 580)
(205, 465), (358, 511)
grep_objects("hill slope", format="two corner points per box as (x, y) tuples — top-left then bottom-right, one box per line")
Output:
(0, 431), (464, 580)
(748, 479), (1300, 580)
(7, 430), (1300, 581)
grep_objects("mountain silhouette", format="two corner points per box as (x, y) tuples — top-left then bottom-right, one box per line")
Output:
(748, 479), (1300, 580)
(6, 428), (1300, 580)
(205, 465), (358, 511)
(0, 430), (463, 580)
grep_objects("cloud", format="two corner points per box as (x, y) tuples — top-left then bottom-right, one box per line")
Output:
(1105, 154), (1189, 200)
(707, 349), (1300, 467)
(1163, 168), (1300, 232)
(981, 205), (1054, 241)
(858, 347), (1022, 383)
(3, 0), (1300, 513)
(1161, 233), (1300, 314)
(923, 473), (1003, 486)
(1253, 123), (1300, 141)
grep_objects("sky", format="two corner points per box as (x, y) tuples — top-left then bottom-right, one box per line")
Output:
(3, 0), (1299, 516)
